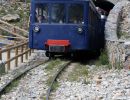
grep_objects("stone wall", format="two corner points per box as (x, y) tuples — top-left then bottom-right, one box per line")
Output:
(105, 0), (130, 68)
(108, 0), (122, 4)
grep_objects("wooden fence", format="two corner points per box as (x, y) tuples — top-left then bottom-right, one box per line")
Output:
(0, 20), (28, 40)
(0, 41), (33, 71)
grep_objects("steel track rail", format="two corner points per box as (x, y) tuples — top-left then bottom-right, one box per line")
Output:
(0, 59), (50, 95)
(46, 61), (72, 100)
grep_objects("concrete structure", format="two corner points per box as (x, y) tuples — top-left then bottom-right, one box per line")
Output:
(105, 0), (130, 68)
(108, 0), (122, 4)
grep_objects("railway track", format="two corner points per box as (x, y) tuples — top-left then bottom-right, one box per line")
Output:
(46, 61), (72, 100)
(0, 56), (72, 99)
(0, 58), (49, 95)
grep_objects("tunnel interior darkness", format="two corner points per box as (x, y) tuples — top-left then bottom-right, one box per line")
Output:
(93, 0), (115, 15)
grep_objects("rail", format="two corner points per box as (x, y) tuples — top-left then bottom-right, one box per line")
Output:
(0, 20), (28, 40)
(0, 35), (23, 39)
(46, 61), (72, 100)
(0, 41), (33, 71)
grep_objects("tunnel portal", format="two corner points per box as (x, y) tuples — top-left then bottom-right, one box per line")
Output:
(93, 0), (115, 15)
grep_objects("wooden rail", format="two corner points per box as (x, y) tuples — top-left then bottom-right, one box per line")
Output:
(0, 20), (28, 40)
(0, 20), (28, 34)
(0, 41), (33, 71)
(0, 34), (25, 40)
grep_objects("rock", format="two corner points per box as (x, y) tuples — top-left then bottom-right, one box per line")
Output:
(128, 71), (130, 76)
(0, 52), (48, 100)
(105, 0), (130, 67)
(96, 79), (102, 85)
(43, 72), (47, 76)
(2, 14), (20, 22)
(125, 85), (130, 89)
(98, 76), (102, 79)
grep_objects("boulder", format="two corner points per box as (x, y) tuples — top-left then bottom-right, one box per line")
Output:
(2, 14), (20, 22)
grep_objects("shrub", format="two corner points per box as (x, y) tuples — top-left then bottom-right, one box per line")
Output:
(96, 49), (109, 65)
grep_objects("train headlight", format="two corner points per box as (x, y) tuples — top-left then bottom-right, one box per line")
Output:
(78, 27), (83, 34)
(34, 26), (40, 32)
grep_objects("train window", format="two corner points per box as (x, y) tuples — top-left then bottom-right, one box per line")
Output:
(51, 4), (65, 23)
(68, 4), (83, 24)
(35, 4), (49, 23)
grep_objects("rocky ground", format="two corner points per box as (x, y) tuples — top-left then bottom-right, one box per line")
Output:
(0, 63), (49, 100)
(0, 51), (129, 100)
(0, 50), (49, 100)
(52, 66), (130, 100)
(0, 0), (130, 100)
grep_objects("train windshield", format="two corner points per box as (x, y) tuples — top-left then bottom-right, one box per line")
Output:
(35, 3), (84, 24)
(68, 4), (84, 24)
(51, 4), (65, 23)
(35, 4), (49, 23)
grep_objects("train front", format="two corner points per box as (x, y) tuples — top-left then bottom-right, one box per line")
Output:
(29, 0), (89, 57)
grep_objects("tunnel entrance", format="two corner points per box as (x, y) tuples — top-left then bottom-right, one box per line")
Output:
(93, 0), (115, 15)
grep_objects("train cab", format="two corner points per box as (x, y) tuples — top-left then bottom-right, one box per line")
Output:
(29, 0), (105, 57)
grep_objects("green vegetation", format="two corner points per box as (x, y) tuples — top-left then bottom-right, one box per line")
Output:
(68, 64), (89, 82)
(45, 59), (61, 71)
(26, 0), (31, 3)
(0, 2), (30, 28)
(95, 49), (109, 66)
(117, 32), (125, 38)
(0, 73), (26, 96)
(0, 31), (9, 36)
(45, 59), (62, 91)
(51, 81), (59, 91)
(46, 76), (53, 86)
(46, 76), (59, 92)
(0, 9), (6, 16)
(94, 49), (123, 70)
(2, 79), (20, 94)
(117, 32), (130, 39)
(114, 61), (123, 70)
(42, 96), (46, 100)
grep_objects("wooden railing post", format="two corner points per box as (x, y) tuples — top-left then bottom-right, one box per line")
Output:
(0, 48), (2, 60)
(21, 45), (24, 63)
(7, 46), (11, 70)
(25, 44), (28, 60)
(29, 49), (31, 56)
(15, 47), (18, 67)
(0, 42), (29, 71)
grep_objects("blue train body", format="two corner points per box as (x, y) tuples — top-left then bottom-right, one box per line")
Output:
(29, 0), (106, 56)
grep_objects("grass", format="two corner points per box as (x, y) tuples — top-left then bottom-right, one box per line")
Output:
(68, 64), (89, 82)
(45, 59), (62, 92)
(46, 76), (59, 91)
(95, 49), (109, 66)
(94, 49), (124, 70)
(117, 32), (127, 39)
(46, 76), (53, 86)
(0, 2), (30, 28)
(45, 59), (61, 71)
(114, 61), (123, 70)
(51, 81), (59, 91)
(42, 96), (46, 100)
(2, 79), (20, 94)
(1, 73), (26, 96)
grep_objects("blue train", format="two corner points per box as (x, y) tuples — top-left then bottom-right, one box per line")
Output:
(29, 0), (106, 57)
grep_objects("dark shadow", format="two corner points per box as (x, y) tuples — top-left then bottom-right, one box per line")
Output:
(49, 51), (100, 65)
(93, 0), (115, 14)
